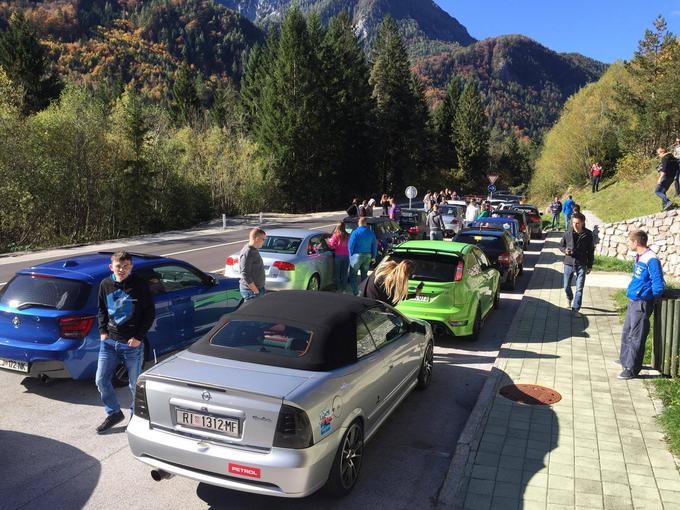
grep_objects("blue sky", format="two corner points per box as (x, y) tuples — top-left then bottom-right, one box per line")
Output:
(438, 1), (680, 63)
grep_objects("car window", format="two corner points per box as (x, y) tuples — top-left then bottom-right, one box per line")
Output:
(146, 264), (206, 293)
(0, 275), (91, 310)
(210, 320), (312, 356)
(455, 234), (505, 251)
(361, 307), (407, 349)
(389, 252), (460, 282)
(259, 236), (302, 255)
(356, 319), (378, 358)
(307, 234), (329, 254)
(467, 253), (481, 276)
(473, 249), (490, 267)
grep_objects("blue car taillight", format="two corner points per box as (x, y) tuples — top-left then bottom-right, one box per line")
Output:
(133, 379), (149, 420)
(273, 404), (313, 449)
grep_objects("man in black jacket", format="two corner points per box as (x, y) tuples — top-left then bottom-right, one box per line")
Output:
(655, 146), (677, 211)
(560, 213), (595, 317)
(95, 251), (155, 433)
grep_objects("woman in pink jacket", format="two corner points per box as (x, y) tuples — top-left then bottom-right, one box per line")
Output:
(327, 223), (350, 293)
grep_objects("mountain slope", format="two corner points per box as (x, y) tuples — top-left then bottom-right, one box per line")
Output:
(414, 35), (607, 134)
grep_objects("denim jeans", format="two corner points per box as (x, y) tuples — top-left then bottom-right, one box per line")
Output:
(564, 213), (572, 231)
(240, 285), (265, 300)
(430, 230), (444, 240)
(334, 255), (350, 293)
(619, 299), (654, 374)
(550, 213), (560, 229)
(350, 253), (372, 295)
(95, 338), (144, 416)
(675, 175), (680, 196)
(563, 263), (586, 311)
(655, 179), (672, 207)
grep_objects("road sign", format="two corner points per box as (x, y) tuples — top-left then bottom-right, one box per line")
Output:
(488, 184), (497, 193)
(487, 174), (499, 185)
(405, 186), (418, 199)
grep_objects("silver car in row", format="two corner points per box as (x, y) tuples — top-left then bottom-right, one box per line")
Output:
(127, 291), (433, 497)
(225, 229), (334, 291)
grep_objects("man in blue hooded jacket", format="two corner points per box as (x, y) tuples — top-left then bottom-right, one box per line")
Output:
(616, 230), (665, 380)
(348, 217), (377, 295)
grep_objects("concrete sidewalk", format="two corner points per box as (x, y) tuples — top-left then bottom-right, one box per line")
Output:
(441, 233), (680, 509)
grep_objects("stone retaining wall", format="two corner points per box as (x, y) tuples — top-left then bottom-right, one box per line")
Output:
(595, 209), (680, 277)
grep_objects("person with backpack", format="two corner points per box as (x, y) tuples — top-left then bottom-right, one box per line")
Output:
(426, 204), (446, 240)
(590, 162), (603, 193)
(549, 196), (563, 230)
(655, 146), (677, 211)
(562, 194), (575, 231)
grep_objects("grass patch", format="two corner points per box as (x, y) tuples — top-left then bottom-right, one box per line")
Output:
(577, 173), (680, 223)
(611, 287), (680, 458)
(593, 255), (634, 273)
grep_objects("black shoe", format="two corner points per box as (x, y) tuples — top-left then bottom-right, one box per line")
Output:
(96, 410), (125, 434)
(617, 369), (634, 380)
(663, 202), (674, 211)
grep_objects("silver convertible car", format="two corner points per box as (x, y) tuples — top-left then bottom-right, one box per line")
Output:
(224, 228), (333, 291)
(127, 291), (433, 498)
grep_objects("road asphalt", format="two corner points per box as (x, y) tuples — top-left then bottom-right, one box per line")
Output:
(0, 211), (545, 509)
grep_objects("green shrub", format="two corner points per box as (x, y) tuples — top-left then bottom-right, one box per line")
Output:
(615, 151), (656, 181)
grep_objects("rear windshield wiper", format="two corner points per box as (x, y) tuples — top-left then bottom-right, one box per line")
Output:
(16, 302), (57, 310)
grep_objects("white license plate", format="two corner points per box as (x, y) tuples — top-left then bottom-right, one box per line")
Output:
(176, 409), (240, 437)
(415, 295), (430, 302)
(0, 358), (28, 373)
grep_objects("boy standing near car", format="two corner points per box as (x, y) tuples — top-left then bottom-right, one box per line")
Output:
(348, 217), (377, 295)
(239, 227), (267, 300)
(616, 230), (665, 380)
(560, 212), (594, 317)
(96, 251), (155, 434)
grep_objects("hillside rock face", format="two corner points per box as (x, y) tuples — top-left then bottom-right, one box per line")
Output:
(596, 209), (680, 278)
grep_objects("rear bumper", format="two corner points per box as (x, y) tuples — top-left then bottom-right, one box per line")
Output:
(127, 416), (338, 498)
(397, 302), (472, 336)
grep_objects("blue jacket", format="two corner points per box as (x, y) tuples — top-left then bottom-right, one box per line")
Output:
(348, 226), (377, 258)
(562, 199), (575, 217)
(626, 250), (665, 301)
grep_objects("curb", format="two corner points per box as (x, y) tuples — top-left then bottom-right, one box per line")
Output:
(435, 236), (552, 508)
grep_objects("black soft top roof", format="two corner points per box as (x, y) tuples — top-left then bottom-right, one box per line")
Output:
(189, 291), (379, 371)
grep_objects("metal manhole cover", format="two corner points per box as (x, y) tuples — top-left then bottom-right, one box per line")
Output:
(499, 384), (562, 405)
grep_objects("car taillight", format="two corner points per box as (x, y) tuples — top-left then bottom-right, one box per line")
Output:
(59, 316), (95, 339)
(520, 224), (526, 232)
(530, 215), (540, 222)
(273, 261), (295, 271)
(225, 257), (238, 266)
(133, 378), (149, 420)
(454, 260), (465, 282)
(498, 252), (512, 265)
(273, 404), (313, 449)
(408, 226), (421, 235)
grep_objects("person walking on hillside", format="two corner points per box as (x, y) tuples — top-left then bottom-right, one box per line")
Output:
(239, 227), (267, 300)
(427, 203), (446, 240)
(559, 212), (594, 317)
(348, 217), (377, 296)
(95, 251), (154, 434)
(590, 162), (603, 193)
(616, 230), (665, 380)
(673, 136), (680, 196)
(327, 223), (350, 293)
(655, 146), (678, 211)
(562, 194), (575, 231)
(359, 259), (422, 307)
(549, 196), (563, 230)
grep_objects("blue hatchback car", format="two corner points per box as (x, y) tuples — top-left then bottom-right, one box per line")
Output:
(0, 252), (241, 385)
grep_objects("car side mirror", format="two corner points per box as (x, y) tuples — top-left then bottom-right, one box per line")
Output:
(206, 274), (218, 286)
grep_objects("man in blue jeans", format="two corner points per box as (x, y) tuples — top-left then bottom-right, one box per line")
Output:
(617, 230), (665, 379)
(562, 194), (575, 231)
(559, 213), (594, 318)
(96, 251), (155, 434)
(348, 217), (377, 295)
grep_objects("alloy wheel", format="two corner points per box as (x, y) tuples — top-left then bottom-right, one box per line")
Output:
(340, 423), (364, 489)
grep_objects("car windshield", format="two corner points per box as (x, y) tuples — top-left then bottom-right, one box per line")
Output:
(259, 236), (302, 254)
(455, 234), (505, 251)
(439, 205), (464, 216)
(389, 252), (460, 282)
(473, 221), (515, 234)
(210, 320), (312, 357)
(0, 274), (91, 310)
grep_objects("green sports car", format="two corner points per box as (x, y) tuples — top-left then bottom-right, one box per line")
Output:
(384, 240), (501, 339)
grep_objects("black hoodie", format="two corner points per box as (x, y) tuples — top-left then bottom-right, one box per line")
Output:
(560, 228), (595, 268)
(98, 273), (155, 342)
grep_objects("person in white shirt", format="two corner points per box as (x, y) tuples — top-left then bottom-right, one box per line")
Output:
(465, 200), (480, 226)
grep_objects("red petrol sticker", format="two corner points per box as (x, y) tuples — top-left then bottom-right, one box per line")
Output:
(228, 463), (261, 479)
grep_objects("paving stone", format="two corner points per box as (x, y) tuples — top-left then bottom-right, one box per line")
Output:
(575, 491), (604, 508)
(467, 478), (495, 495)
(575, 478), (603, 494)
(547, 488), (575, 505)
(471, 465), (497, 480)
(603, 494), (634, 509)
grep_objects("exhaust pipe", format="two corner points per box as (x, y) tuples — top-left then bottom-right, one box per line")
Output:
(150, 469), (174, 482)
(38, 374), (50, 384)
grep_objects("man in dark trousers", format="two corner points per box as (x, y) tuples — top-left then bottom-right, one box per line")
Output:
(655, 146), (677, 211)
(617, 230), (665, 380)
(96, 251), (155, 433)
(549, 196), (562, 230)
(426, 203), (445, 240)
(560, 212), (594, 317)
(590, 162), (603, 193)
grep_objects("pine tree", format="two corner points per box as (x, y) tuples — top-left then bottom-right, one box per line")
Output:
(454, 82), (489, 191)
(170, 63), (202, 126)
(432, 77), (462, 171)
(0, 11), (62, 114)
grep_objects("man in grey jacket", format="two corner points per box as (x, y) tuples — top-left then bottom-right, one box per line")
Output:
(427, 204), (446, 240)
(239, 227), (267, 300)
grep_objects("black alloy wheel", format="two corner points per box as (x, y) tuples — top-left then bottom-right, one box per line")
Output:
(416, 341), (434, 390)
(326, 421), (364, 496)
(307, 274), (321, 291)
